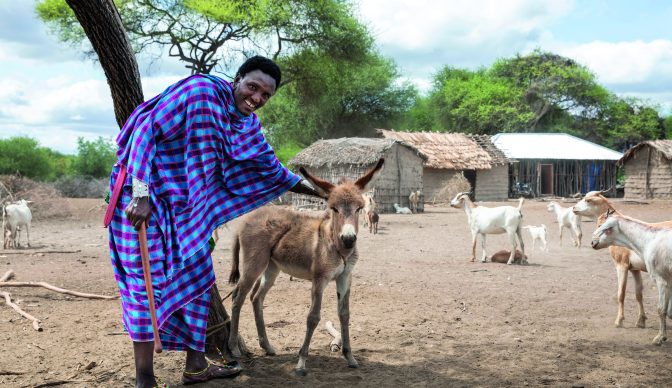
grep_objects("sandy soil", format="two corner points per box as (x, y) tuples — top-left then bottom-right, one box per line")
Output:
(2, 198), (672, 387)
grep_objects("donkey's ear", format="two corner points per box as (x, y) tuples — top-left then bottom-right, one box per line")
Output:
(299, 167), (334, 198)
(355, 158), (385, 192)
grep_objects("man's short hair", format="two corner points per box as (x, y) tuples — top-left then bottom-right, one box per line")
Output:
(236, 56), (281, 89)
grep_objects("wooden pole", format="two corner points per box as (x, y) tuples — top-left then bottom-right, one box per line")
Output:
(138, 224), (163, 354)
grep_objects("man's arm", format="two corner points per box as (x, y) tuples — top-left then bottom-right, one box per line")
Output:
(289, 180), (324, 198)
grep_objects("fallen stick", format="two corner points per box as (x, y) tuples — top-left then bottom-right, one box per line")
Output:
(0, 281), (118, 300)
(0, 291), (42, 331)
(324, 320), (342, 352)
(0, 370), (25, 375)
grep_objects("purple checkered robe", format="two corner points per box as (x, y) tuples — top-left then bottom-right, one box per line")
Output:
(108, 74), (300, 351)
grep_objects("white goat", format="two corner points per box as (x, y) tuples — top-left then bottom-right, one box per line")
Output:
(3, 200), (32, 248)
(393, 203), (412, 214)
(408, 190), (421, 213)
(522, 224), (548, 252)
(592, 210), (672, 345)
(450, 192), (525, 264)
(547, 201), (582, 247)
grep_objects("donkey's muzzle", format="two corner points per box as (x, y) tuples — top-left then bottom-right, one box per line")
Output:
(341, 235), (356, 249)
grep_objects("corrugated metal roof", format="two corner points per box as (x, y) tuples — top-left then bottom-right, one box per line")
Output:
(491, 133), (622, 161)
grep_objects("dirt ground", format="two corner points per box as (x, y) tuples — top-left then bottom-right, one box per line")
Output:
(3, 198), (672, 387)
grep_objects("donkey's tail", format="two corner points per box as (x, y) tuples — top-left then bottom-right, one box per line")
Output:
(228, 233), (241, 284)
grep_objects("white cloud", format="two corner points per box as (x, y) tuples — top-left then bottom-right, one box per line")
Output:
(357, 0), (574, 91)
(559, 39), (672, 87)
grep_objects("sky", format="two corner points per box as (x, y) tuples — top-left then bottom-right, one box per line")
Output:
(1, 0), (671, 154)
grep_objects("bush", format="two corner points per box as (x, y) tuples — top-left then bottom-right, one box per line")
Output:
(54, 175), (109, 198)
(0, 175), (72, 219)
(0, 137), (53, 180)
(73, 137), (117, 178)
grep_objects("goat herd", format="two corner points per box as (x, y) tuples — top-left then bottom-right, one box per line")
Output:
(446, 187), (672, 348)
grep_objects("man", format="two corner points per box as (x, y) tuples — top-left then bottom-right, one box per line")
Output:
(106, 56), (321, 387)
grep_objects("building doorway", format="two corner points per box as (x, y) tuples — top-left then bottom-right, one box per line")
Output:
(539, 164), (554, 195)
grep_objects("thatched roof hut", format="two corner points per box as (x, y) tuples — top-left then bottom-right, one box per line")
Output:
(377, 129), (492, 169)
(289, 138), (426, 213)
(377, 129), (509, 202)
(618, 140), (672, 199)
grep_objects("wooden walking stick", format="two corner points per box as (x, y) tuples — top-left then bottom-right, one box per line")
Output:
(138, 223), (163, 353)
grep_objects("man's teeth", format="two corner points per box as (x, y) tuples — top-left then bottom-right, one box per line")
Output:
(245, 100), (256, 109)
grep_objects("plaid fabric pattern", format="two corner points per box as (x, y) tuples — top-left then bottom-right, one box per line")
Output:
(108, 74), (300, 349)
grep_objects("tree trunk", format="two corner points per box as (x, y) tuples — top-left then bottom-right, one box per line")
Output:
(65, 0), (144, 127)
(66, 0), (241, 358)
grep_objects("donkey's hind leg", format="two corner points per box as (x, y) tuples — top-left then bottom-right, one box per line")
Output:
(251, 262), (281, 355)
(229, 249), (271, 358)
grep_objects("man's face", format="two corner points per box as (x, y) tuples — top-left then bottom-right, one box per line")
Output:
(233, 69), (277, 115)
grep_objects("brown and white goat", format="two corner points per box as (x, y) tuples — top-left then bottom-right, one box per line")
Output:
(227, 159), (384, 376)
(572, 191), (671, 328)
(361, 191), (376, 227)
(367, 210), (379, 234)
(592, 210), (672, 345)
(489, 249), (527, 264)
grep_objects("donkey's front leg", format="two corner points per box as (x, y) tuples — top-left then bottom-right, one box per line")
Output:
(336, 272), (358, 368)
(295, 277), (330, 376)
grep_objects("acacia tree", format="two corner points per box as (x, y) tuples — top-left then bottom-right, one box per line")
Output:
(37, 0), (368, 77)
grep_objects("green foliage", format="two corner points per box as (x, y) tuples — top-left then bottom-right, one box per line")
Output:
(0, 137), (54, 180)
(261, 50), (416, 147)
(272, 142), (303, 166)
(73, 137), (117, 178)
(664, 116), (672, 139)
(36, 0), (367, 75)
(405, 50), (665, 148)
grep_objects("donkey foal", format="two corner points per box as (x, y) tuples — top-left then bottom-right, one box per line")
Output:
(227, 159), (384, 376)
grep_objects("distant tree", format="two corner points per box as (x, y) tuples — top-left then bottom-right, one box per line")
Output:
(407, 50), (665, 148)
(490, 50), (611, 130)
(664, 115), (672, 139)
(73, 137), (118, 178)
(425, 67), (532, 134)
(0, 137), (53, 180)
(260, 51), (416, 147)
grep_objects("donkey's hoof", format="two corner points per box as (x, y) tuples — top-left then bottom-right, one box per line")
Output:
(652, 335), (665, 345)
(229, 346), (242, 358)
(294, 368), (307, 377)
(348, 362), (359, 369)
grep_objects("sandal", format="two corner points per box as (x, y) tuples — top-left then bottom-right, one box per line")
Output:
(182, 361), (242, 385)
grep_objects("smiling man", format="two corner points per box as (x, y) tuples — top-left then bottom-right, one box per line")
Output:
(105, 55), (322, 388)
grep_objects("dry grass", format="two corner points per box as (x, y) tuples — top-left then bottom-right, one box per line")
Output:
(0, 175), (73, 220)
(432, 172), (471, 204)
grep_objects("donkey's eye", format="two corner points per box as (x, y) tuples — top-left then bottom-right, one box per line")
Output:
(331, 207), (339, 213)
(356, 207), (363, 213)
